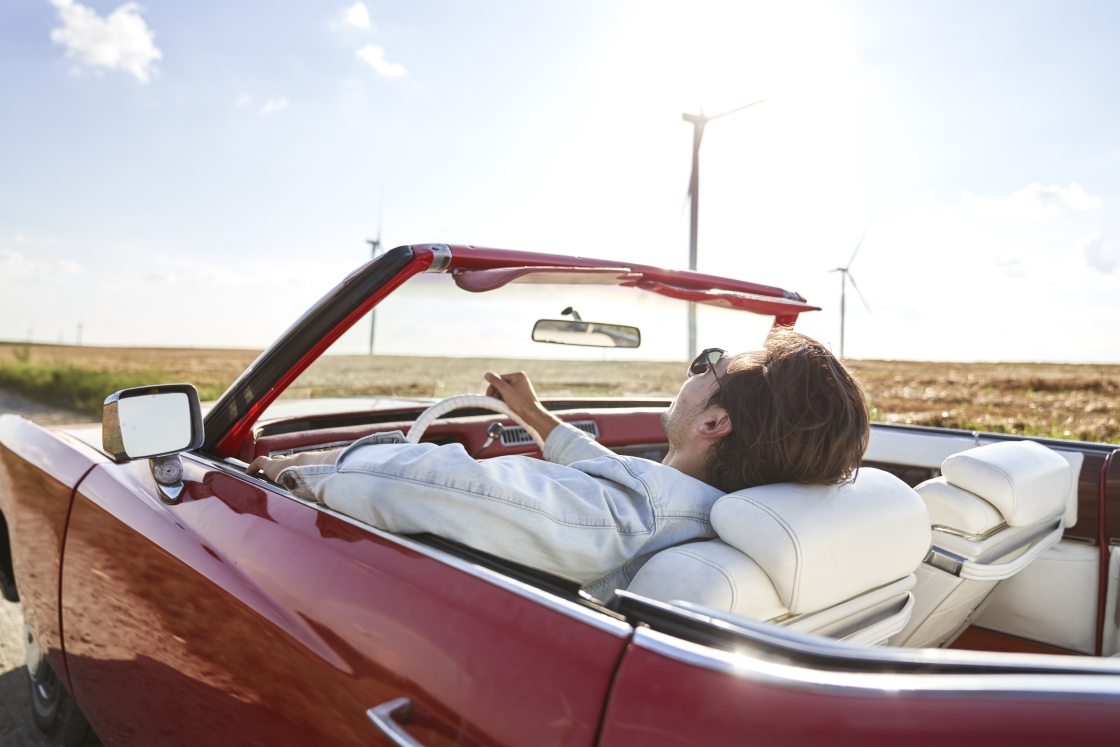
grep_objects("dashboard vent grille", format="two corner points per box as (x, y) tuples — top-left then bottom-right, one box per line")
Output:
(501, 419), (599, 447)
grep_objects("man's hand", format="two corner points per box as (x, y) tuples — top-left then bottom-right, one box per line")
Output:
(246, 448), (342, 483)
(484, 371), (563, 441)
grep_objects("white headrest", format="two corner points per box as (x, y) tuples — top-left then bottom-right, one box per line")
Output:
(916, 477), (1006, 535)
(710, 468), (930, 614)
(940, 441), (1071, 527)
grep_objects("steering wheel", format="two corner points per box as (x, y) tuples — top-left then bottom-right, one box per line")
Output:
(405, 394), (546, 450)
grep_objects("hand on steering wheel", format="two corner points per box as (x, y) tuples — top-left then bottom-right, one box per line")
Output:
(484, 372), (564, 442)
(405, 394), (547, 450)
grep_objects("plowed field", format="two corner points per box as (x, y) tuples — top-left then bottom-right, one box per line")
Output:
(1, 343), (1116, 443)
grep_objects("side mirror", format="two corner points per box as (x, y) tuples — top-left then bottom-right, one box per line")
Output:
(532, 319), (641, 348)
(103, 384), (204, 505)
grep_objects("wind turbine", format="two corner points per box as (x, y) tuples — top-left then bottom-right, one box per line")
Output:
(831, 218), (873, 360)
(367, 190), (384, 355)
(682, 99), (765, 359)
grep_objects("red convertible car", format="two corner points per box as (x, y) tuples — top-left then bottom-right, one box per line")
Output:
(1, 243), (1119, 746)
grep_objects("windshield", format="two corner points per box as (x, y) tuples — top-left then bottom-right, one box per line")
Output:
(261, 272), (776, 420)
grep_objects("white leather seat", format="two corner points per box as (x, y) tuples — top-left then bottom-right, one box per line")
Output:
(627, 468), (931, 646)
(890, 441), (1070, 649)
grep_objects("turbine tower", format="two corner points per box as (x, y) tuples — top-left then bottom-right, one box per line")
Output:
(367, 190), (384, 355)
(682, 99), (764, 359)
(831, 218), (873, 360)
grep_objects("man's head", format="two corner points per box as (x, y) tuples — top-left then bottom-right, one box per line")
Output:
(660, 329), (869, 493)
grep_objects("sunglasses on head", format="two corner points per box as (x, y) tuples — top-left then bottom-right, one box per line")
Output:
(688, 347), (727, 394)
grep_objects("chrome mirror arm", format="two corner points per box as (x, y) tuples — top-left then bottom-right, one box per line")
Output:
(150, 454), (185, 505)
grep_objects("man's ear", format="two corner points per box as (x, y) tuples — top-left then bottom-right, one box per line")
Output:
(695, 407), (733, 441)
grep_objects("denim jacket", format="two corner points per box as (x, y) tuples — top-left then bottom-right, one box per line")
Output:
(278, 422), (723, 600)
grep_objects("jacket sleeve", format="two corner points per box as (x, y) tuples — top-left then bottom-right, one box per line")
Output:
(276, 435), (657, 585)
(543, 421), (615, 465)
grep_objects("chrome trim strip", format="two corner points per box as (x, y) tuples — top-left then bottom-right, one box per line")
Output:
(633, 627), (1120, 698)
(956, 520), (1064, 582)
(268, 440), (355, 458)
(418, 244), (452, 273)
(932, 522), (1009, 541)
(500, 419), (599, 447)
(184, 452), (632, 638)
(924, 547), (966, 576)
(367, 698), (423, 747)
(767, 612), (798, 624)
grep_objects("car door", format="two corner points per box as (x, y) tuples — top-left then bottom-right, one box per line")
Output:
(597, 596), (1120, 746)
(60, 451), (631, 747)
(0, 416), (108, 690)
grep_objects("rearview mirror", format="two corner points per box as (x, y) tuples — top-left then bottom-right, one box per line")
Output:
(102, 384), (204, 461)
(532, 319), (641, 348)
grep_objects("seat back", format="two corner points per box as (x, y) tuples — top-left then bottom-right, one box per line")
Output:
(627, 468), (931, 645)
(891, 441), (1071, 648)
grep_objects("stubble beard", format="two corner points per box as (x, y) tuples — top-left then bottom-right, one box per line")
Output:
(661, 398), (694, 452)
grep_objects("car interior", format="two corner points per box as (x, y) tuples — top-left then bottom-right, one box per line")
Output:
(233, 391), (1118, 660)
(221, 272), (1120, 661)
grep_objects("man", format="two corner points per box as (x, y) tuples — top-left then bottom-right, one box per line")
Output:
(248, 329), (869, 600)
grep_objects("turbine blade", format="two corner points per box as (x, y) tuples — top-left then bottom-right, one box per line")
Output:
(847, 215), (874, 268)
(709, 99), (766, 121)
(846, 271), (871, 312)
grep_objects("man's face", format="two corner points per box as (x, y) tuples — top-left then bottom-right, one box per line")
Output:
(660, 354), (730, 448)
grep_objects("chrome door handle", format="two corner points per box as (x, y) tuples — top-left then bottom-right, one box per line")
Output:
(367, 698), (423, 747)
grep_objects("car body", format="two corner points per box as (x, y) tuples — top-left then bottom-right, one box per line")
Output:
(1, 243), (1119, 746)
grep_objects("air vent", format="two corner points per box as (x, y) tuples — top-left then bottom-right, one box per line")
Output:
(501, 419), (599, 447)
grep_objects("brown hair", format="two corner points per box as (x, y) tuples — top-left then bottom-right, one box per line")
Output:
(705, 329), (869, 493)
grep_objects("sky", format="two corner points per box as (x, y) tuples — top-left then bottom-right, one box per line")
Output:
(1, 0), (1118, 362)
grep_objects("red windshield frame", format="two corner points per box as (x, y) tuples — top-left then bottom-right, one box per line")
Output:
(444, 246), (818, 326)
(208, 244), (818, 457)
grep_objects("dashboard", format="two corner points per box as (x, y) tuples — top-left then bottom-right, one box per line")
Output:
(242, 400), (674, 464)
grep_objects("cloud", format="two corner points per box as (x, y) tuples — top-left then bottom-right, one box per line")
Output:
(995, 253), (1027, 278)
(1076, 233), (1116, 274)
(342, 2), (371, 29)
(357, 44), (406, 77)
(11, 233), (60, 246)
(48, 0), (162, 84)
(235, 93), (252, 107)
(139, 255), (244, 287)
(134, 254), (342, 291)
(259, 98), (289, 115)
(0, 250), (84, 279)
(962, 182), (1102, 219)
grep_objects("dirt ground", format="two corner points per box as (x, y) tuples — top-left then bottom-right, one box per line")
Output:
(848, 359), (1120, 442)
(0, 389), (94, 426)
(0, 599), (54, 747)
(285, 354), (689, 399)
(1, 343), (1117, 443)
